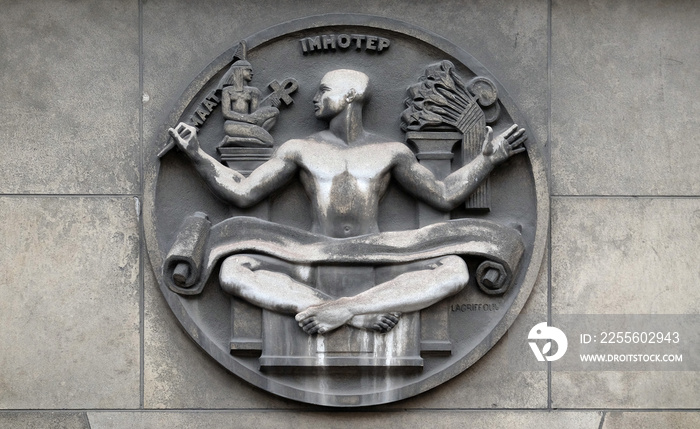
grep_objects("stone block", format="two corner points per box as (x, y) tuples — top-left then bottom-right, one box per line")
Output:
(0, 0), (139, 194)
(0, 412), (89, 429)
(552, 372), (700, 409)
(551, 198), (700, 314)
(551, 0), (700, 195)
(550, 197), (700, 408)
(0, 197), (140, 409)
(87, 410), (602, 429)
(602, 411), (700, 429)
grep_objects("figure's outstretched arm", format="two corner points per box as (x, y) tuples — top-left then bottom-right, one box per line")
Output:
(393, 124), (526, 211)
(168, 122), (297, 207)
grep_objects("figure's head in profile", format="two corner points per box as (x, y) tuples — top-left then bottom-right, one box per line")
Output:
(313, 69), (369, 119)
(223, 59), (254, 87)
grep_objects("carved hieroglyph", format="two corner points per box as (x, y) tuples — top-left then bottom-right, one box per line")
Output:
(145, 15), (548, 407)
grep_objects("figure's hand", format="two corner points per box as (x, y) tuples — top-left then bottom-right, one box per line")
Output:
(168, 122), (200, 154)
(481, 124), (527, 165)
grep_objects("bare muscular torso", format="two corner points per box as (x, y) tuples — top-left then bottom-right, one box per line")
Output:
(278, 130), (409, 238)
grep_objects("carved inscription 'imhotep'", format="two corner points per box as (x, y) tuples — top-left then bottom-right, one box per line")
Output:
(300, 34), (390, 54)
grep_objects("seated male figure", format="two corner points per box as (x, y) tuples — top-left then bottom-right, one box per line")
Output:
(169, 69), (526, 335)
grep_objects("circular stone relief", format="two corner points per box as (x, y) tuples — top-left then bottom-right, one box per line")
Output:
(144, 14), (548, 407)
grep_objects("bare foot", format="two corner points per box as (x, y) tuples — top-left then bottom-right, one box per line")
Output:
(295, 298), (354, 335)
(348, 313), (401, 333)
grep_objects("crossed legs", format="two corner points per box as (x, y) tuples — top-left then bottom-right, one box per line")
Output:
(219, 254), (468, 335)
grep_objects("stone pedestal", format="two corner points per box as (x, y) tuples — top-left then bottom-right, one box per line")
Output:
(222, 146), (272, 354)
(218, 146), (275, 177)
(405, 131), (463, 356)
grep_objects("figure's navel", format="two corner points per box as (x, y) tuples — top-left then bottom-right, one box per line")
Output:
(342, 224), (353, 236)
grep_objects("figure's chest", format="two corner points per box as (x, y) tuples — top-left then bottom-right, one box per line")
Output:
(228, 89), (253, 103)
(299, 144), (394, 182)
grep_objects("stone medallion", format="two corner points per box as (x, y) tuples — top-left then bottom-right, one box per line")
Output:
(144, 14), (548, 407)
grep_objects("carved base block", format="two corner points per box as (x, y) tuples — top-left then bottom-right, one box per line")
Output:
(420, 300), (452, 356)
(218, 146), (274, 176)
(230, 297), (263, 356)
(259, 311), (422, 369)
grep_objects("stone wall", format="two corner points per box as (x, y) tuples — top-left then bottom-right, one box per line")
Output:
(0, 0), (697, 427)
